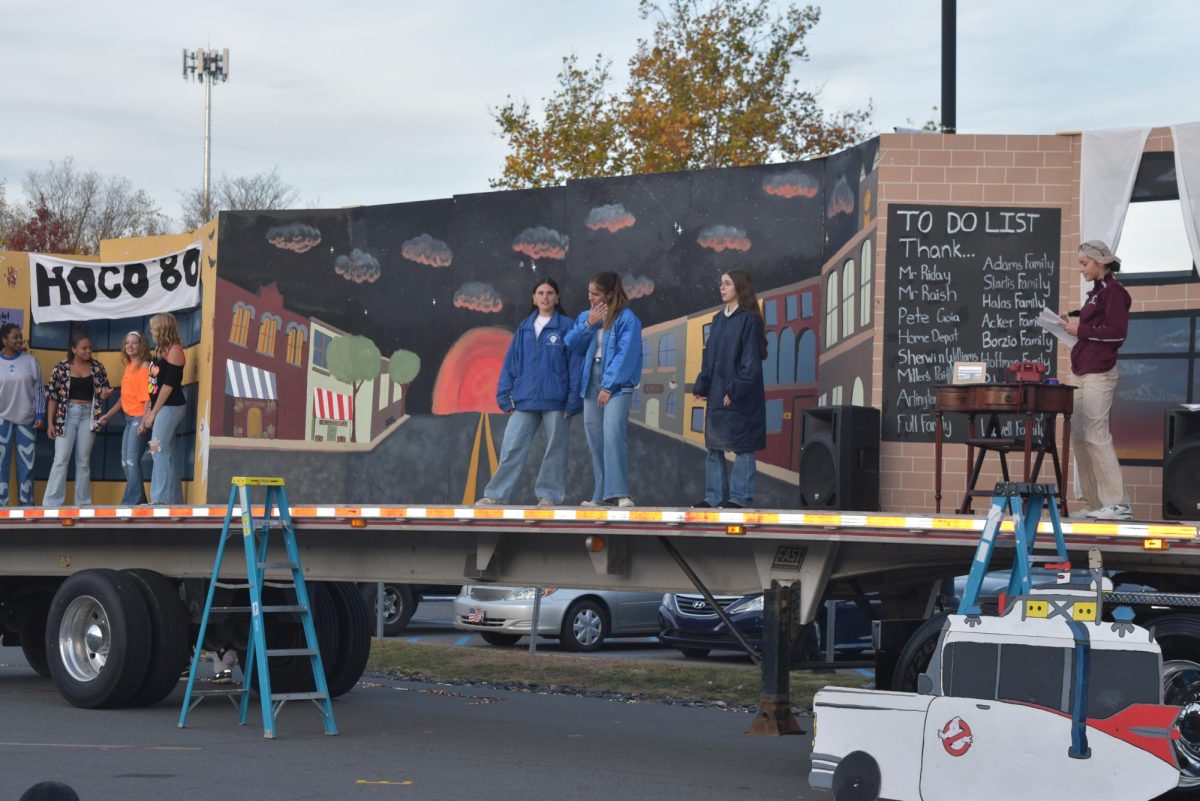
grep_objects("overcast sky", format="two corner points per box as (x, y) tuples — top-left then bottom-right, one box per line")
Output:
(3, 1), (1198, 226)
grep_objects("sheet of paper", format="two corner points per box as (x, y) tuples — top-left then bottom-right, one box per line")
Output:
(1036, 306), (1077, 348)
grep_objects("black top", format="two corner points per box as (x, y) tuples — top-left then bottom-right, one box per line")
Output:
(149, 357), (186, 407)
(67, 374), (93, 401)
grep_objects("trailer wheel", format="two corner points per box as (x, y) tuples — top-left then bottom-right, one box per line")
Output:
(831, 750), (881, 801)
(45, 569), (151, 709)
(325, 582), (372, 698)
(123, 570), (190, 707)
(1152, 614), (1200, 790)
(18, 593), (53, 678)
(246, 583), (340, 694)
(889, 614), (949, 692)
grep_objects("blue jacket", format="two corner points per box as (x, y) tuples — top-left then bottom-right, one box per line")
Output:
(692, 308), (766, 453)
(496, 310), (583, 416)
(565, 307), (643, 396)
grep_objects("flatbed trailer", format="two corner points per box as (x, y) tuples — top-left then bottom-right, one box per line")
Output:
(3, 501), (1198, 732)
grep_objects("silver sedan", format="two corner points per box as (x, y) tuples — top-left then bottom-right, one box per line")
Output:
(452, 586), (662, 651)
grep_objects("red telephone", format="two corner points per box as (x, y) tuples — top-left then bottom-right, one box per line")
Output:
(1006, 361), (1047, 383)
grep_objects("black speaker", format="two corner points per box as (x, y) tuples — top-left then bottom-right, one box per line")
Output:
(1163, 410), (1200, 519)
(798, 405), (880, 511)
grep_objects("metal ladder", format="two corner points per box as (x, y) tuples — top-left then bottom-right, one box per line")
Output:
(178, 477), (337, 738)
(957, 481), (1070, 615)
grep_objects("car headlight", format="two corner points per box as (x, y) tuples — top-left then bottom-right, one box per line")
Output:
(725, 595), (763, 614)
(502, 587), (558, 601)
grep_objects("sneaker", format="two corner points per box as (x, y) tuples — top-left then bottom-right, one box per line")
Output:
(475, 497), (498, 506)
(536, 498), (555, 507)
(1086, 503), (1132, 520)
(692, 500), (713, 508)
(719, 501), (744, 509)
(580, 500), (603, 507)
(614, 497), (635, 508)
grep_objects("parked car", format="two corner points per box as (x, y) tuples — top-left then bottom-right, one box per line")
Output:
(452, 586), (662, 651)
(657, 592), (879, 661)
(359, 583), (461, 636)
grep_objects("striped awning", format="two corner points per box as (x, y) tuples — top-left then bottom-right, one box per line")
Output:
(225, 359), (277, 400)
(313, 387), (354, 421)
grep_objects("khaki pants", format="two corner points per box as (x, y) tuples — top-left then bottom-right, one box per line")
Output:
(1070, 369), (1125, 510)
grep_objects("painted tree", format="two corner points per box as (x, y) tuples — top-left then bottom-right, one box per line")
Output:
(388, 349), (421, 416)
(490, 0), (873, 189)
(326, 334), (382, 442)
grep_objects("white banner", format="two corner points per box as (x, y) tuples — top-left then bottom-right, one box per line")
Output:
(29, 244), (202, 323)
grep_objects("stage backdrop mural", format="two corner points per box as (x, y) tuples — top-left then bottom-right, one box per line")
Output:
(207, 138), (881, 505)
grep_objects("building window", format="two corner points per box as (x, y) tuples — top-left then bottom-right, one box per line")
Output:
(230, 303), (253, 347)
(825, 274), (839, 348)
(852, 376), (865, 406)
(764, 330), (779, 385)
(256, 313), (281, 356)
(801, 291), (814, 319)
(778, 327), (796, 384)
(796, 329), (816, 383)
(666, 393), (677, 416)
(631, 388), (642, 413)
(764, 300), (777, 327)
(658, 333), (676, 367)
(702, 323), (712, 345)
(831, 385), (843, 405)
(690, 406), (705, 433)
(285, 324), (307, 367)
(842, 259), (856, 339)
(1119, 152), (1194, 277)
(860, 239), (873, 327)
(313, 330), (332, 370)
(1110, 312), (1197, 462)
(641, 338), (651, 368)
(785, 295), (798, 322)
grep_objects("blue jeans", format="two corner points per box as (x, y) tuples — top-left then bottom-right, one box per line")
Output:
(705, 449), (757, 507)
(483, 410), (571, 504)
(583, 360), (632, 502)
(149, 405), (185, 504)
(121, 415), (150, 505)
(0, 419), (37, 506)
(44, 403), (96, 506)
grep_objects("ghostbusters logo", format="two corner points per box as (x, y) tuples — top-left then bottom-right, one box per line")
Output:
(938, 716), (973, 757)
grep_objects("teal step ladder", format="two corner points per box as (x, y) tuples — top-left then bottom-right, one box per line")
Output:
(178, 477), (337, 738)
(958, 481), (1070, 614)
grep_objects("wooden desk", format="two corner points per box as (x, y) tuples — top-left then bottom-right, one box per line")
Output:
(934, 383), (1075, 514)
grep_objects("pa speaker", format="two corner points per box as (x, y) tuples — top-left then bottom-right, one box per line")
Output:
(1163, 410), (1200, 519)
(798, 405), (880, 511)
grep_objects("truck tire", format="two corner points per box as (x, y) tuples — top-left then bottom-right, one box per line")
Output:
(45, 569), (152, 709)
(481, 632), (521, 647)
(560, 598), (607, 652)
(889, 613), (949, 692)
(18, 593), (53, 678)
(260, 583), (340, 694)
(831, 750), (881, 801)
(123, 569), (191, 707)
(325, 582), (372, 698)
(360, 583), (416, 636)
(680, 648), (711, 659)
(1150, 614), (1200, 793)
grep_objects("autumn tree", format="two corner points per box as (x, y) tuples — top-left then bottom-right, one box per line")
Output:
(490, 0), (872, 189)
(5, 199), (72, 254)
(19, 157), (168, 255)
(327, 335), (382, 442)
(179, 167), (301, 230)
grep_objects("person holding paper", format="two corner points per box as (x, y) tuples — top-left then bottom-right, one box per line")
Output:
(1062, 240), (1131, 520)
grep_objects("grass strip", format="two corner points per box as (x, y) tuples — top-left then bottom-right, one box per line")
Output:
(367, 639), (869, 709)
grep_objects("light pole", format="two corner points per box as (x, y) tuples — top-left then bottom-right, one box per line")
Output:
(182, 47), (230, 222)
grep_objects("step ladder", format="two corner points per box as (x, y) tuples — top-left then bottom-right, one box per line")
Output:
(958, 481), (1071, 615)
(178, 477), (337, 738)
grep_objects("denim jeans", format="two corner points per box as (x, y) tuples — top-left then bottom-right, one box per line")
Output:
(149, 405), (185, 504)
(582, 360), (632, 502)
(121, 415), (150, 505)
(704, 449), (757, 507)
(482, 410), (571, 504)
(44, 403), (96, 507)
(0, 419), (37, 506)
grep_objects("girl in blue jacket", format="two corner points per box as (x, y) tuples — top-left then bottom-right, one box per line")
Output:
(477, 278), (583, 506)
(566, 271), (643, 506)
(692, 270), (767, 508)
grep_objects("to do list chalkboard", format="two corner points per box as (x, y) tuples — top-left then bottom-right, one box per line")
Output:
(882, 204), (1061, 442)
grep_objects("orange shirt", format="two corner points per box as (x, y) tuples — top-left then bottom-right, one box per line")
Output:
(120, 362), (151, 417)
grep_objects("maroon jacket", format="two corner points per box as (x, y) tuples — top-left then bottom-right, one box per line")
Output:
(1070, 276), (1131, 375)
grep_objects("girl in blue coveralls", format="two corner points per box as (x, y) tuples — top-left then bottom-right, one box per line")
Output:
(566, 271), (643, 507)
(477, 277), (582, 506)
(692, 270), (767, 508)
